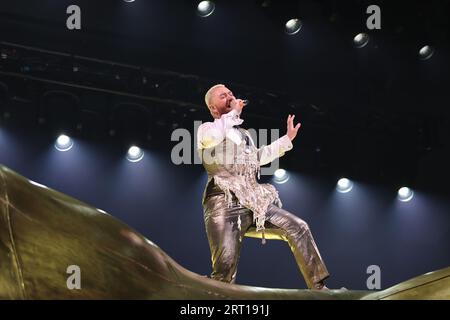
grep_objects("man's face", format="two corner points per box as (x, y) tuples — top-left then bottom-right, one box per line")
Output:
(209, 86), (235, 118)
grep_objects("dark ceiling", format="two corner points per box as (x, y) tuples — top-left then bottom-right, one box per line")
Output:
(1, 0), (450, 195)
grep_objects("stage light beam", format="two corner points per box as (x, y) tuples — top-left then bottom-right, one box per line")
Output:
(337, 178), (353, 193)
(419, 45), (434, 60)
(127, 146), (144, 162)
(353, 33), (369, 48)
(197, 1), (215, 18)
(285, 19), (302, 35)
(274, 169), (290, 184)
(55, 134), (74, 152)
(398, 187), (414, 202)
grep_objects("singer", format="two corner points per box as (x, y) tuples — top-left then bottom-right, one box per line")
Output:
(197, 84), (330, 290)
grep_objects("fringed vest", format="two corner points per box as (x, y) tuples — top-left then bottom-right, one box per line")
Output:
(201, 127), (282, 244)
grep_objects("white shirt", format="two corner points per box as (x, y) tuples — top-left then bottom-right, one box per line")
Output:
(197, 109), (293, 166)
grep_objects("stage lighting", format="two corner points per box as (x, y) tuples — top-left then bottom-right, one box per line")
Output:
(274, 169), (290, 184)
(127, 146), (144, 162)
(353, 33), (369, 48)
(419, 45), (434, 60)
(285, 19), (302, 35)
(197, 1), (215, 18)
(55, 134), (74, 152)
(398, 187), (414, 202)
(337, 178), (353, 193)
(123, 0), (135, 3)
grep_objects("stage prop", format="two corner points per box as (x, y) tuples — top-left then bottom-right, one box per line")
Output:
(0, 165), (448, 299)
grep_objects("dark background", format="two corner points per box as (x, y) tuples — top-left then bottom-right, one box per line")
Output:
(0, 0), (449, 290)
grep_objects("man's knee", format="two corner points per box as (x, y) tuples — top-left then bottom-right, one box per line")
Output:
(296, 218), (309, 232)
(286, 215), (310, 237)
(269, 206), (310, 234)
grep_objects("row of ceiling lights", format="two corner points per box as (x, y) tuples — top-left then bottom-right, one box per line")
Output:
(119, 1), (435, 60)
(195, 1), (436, 60)
(273, 169), (415, 202)
(55, 134), (144, 162)
(55, 134), (415, 202)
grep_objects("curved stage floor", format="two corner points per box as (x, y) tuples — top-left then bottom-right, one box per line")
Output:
(0, 165), (449, 299)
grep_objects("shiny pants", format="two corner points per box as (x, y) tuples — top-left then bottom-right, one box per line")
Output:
(203, 194), (330, 288)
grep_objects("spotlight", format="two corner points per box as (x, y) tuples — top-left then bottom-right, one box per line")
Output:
(127, 146), (144, 162)
(55, 134), (74, 152)
(419, 45), (434, 60)
(285, 18), (302, 35)
(123, 0), (135, 3)
(398, 187), (414, 202)
(337, 178), (353, 193)
(274, 169), (290, 184)
(353, 33), (369, 48)
(197, 1), (215, 18)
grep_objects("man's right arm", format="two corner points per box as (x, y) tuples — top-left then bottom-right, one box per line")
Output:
(197, 109), (244, 149)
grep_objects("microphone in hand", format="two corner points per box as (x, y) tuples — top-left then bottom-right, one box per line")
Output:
(230, 98), (249, 112)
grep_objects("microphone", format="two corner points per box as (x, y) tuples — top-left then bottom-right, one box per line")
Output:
(242, 99), (249, 106)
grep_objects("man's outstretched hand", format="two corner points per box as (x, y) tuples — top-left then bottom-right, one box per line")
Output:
(286, 114), (301, 141)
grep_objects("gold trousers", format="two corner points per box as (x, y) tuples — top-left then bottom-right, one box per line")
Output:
(203, 194), (330, 288)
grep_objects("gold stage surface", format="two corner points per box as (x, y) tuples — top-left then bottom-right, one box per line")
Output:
(1, 165), (448, 299)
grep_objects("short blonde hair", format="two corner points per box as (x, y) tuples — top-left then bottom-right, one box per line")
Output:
(204, 84), (225, 110)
